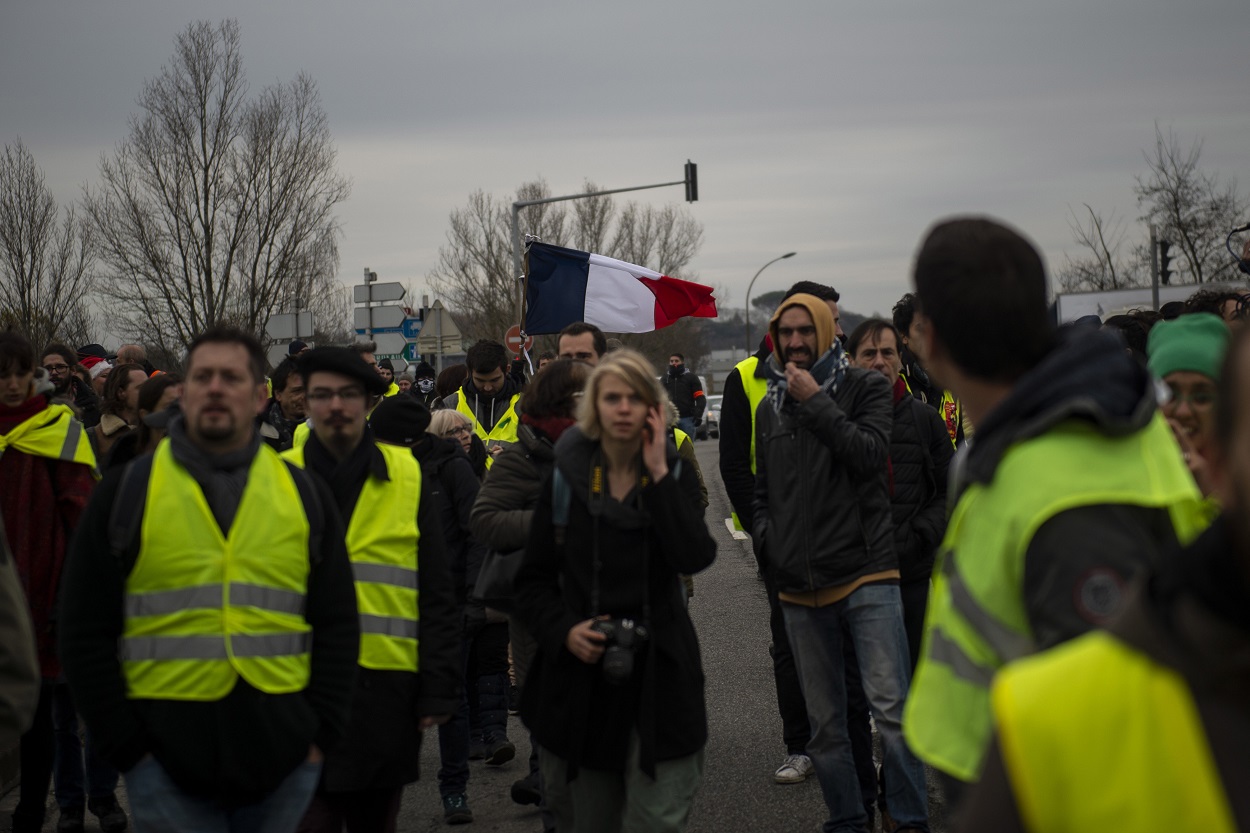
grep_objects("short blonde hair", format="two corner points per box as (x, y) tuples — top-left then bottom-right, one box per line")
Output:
(428, 408), (471, 437)
(577, 349), (668, 440)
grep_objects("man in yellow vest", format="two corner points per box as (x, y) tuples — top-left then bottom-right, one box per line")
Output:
(441, 340), (522, 465)
(958, 324), (1250, 832)
(287, 347), (461, 831)
(720, 281), (884, 811)
(59, 328), (361, 833)
(902, 217), (1208, 805)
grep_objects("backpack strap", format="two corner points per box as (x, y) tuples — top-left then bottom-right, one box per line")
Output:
(108, 454), (154, 567)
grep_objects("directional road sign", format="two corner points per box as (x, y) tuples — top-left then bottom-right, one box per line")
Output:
(401, 318), (422, 339)
(265, 311), (314, 341)
(354, 305), (406, 331)
(403, 343), (421, 361)
(353, 282), (406, 303)
(374, 332), (408, 355)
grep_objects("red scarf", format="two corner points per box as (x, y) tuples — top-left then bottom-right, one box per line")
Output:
(0, 394), (49, 434)
(522, 413), (575, 443)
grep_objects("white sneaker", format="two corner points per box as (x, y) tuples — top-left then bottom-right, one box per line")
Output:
(773, 753), (814, 784)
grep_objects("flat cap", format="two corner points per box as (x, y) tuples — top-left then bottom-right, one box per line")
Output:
(298, 347), (389, 396)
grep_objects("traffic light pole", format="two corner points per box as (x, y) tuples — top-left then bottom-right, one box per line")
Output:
(1150, 225), (1159, 312)
(508, 162), (697, 329)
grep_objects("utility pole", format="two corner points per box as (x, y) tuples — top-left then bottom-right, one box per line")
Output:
(1150, 225), (1159, 312)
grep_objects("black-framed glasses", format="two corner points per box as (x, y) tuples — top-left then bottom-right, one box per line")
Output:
(43, 363), (70, 373)
(443, 425), (473, 438)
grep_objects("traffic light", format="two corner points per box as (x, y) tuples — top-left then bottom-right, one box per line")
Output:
(684, 160), (698, 203)
(1159, 239), (1173, 285)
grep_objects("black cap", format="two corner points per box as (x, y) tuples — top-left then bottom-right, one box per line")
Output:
(77, 343), (111, 360)
(378, 358), (394, 371)
(413, 361), (436, 379)
(298, 347), (388, 396)
(369, 397), (432, 446)
(288, 339), (309, 356)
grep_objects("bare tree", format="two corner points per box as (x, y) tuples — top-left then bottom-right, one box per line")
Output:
(430, 179), (705, 345)
(1135, 126), (1247, 284)
(0, 139), (96, 348)
(1056, 204), (1147, 293)
(83, 20), (350, 365)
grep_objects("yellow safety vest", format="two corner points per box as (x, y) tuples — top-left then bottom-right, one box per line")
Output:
(730, 356), (769, 531)
(284, 442), (422, 672)
(292, 420), (311, 449)
(904, 412), (1208, 782)
(939, 390), (962, 447)
(0, 403), (98, 476)
(992, 630), (1235, 832)
(122, 441), (312, 701)
(454, 390), (520, 469)
(383, 381), (400, 398)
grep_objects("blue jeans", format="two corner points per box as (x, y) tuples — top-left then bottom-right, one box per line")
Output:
(53, 682), (120, 808)
(677, 417), (696, 437)
(782, 585), (929, 833)
(124, 755), (321, 833)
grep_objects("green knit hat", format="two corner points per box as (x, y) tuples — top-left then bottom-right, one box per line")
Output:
(1146, 312), (1230, 381)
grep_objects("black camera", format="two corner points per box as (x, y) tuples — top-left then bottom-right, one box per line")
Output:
(590, 618), (649, 685)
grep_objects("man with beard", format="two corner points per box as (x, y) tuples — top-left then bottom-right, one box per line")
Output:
(284, 348), (460, 831)
(661, 353), (705, 436)
(752, 295), (930, 833)
(441, 340), (522, 467)
(261, 359), (307, 452)
(42, 343), (101, 428)
(902, 217), (1207, 804)
(959, 324), (1250, 832)
(59, 327), (360, 833)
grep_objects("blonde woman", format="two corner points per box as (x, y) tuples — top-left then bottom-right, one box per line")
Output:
(428, 409), (487, 480)
(515, 349), (716, 832)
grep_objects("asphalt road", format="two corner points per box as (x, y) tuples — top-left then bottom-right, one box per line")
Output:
(5, 439), (948, 832)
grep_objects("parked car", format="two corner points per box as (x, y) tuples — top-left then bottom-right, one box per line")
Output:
(697, 394), (723, 440)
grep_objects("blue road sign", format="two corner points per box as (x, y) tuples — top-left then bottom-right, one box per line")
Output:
(354, 327), (402, 335)
(403, 343), (420, 361)
(402, 318), (422, 339)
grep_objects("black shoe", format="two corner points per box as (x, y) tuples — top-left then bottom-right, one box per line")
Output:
(484, 738), (515, 766)
(56, 805), (85, 833)
(510, 772), (542, 806)
(88, 795), (128, 833)
(442, 793), (473, 825)
(11, 805), (46, 833)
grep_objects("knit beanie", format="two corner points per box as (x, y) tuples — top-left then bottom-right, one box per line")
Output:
(1146, 312), (1230, 382)
(370, 396), (432, 446)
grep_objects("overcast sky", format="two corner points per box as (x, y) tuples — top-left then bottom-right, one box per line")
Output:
(4, 0), (1248, 344)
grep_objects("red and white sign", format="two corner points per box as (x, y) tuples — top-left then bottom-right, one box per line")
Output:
(505, 324), (533, 355)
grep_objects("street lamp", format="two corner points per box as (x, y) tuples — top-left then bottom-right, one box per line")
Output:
(745, 252), (797, 354)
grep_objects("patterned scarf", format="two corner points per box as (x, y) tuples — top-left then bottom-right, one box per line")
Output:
(762, 338), (850, 414)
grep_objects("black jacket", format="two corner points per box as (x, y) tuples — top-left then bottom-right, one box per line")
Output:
(470, 421), (557, 554)
(661, 368), (705, 421)
(963, 326), (1185, 650)
(67, 377), (101, 429)
(752, 366), (896, 594)
(718, 344), (770, 533)
(888, 380), (952, 583)
(58, 428), (360, 804)
(301, 432), (461, 793)
(515, 428), (716, 776)
(414, 434), (488, 605)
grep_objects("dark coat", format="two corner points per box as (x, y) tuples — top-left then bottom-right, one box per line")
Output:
(515, 428), (716, 776)
(888, 380), (952, 583)
(718, 345), (770, 533)
(470, 422), (556, 554)
(751, 366), (897, 594)
(661, 368), (705, 421)
(415, 435), (488, 605)
(301, 435), (461, 793)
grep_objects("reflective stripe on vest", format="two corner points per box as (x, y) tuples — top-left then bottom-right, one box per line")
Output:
(454, 391), (520, 469)
(123, 441), (312, 701)
(285, 442), (422, 671)
(0, 403), (98, 475)
(904, 411), (1208, 782)
(992, 631), (1236, 832)
(730, 356), (769, 531)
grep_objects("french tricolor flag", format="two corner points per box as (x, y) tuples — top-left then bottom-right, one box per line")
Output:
(524, 242), (718, 335)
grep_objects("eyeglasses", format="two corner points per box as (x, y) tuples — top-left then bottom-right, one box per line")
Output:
(307, 388), (365, 403)
(443, 425), (473, 438)
(1163, 384), (1217, 409)
(43, 363), (70, 373)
